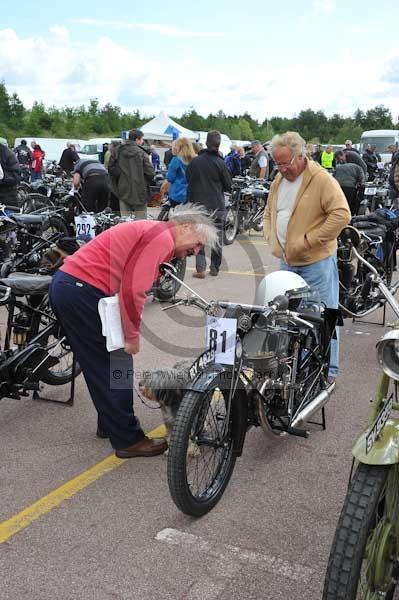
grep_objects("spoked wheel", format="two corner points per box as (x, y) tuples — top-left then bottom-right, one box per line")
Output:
(323, 463), (399, 599)
(21, 193), (53, 214)
(41, 215), (69, 240)
(223, 207), (238, 245)
(28, 297), (80, 385)
(152, 257), (186, 301)
(167, 375), (237, 517)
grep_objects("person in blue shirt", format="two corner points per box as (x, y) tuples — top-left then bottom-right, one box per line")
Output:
(165, 137), (196, 206)
(150, 145), (161, 170)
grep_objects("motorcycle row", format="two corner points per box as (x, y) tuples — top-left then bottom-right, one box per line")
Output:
(2, 158), (399, 598)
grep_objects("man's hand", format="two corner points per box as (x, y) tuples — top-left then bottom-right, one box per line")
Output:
(124, 341), (140, 355)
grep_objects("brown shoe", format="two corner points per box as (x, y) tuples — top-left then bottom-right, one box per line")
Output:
(115, 436), (168, 458)
(192, 271), (206, 279)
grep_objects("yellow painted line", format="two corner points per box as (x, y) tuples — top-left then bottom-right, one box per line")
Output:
(0, 424), (167, 545)
(187, 267), (266, 278)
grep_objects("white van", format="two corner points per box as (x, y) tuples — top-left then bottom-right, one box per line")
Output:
(359, 130), (399, 164)
(13, 138), (87, 163)
(78, 138), (123, 162)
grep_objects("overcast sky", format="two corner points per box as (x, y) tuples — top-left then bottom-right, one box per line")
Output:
(1, 0), (398, 121)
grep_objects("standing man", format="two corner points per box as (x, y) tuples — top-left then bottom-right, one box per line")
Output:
(150, 145), (161, 170)
(249, 140), (268, 179)
(334, 158), (365, 215)
(263, 131), (351, 383)
(109, 129), (155, 219)
(71, 158), (110, 212)
(312, 144), (322, 164)
(186, 130), (232, 277)
(14, 139), (32, 182)
(59, 142), (80, 176)
(362, 144), (381, 181)
(0, 140), (20, 204)
(344, 140), (359, 154)
(321, 145), (335, 170)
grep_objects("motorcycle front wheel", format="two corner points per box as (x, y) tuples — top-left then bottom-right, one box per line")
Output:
(167, 377), (237, 517)
(152, 257), (186, 302)
(323, 462), (399, 599)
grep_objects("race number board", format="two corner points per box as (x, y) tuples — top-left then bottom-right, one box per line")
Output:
(206, 316), (237, 365)
(74, 215), (97, 241)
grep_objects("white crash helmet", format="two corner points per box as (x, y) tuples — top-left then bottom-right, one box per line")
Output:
(255, 270), (308, 307)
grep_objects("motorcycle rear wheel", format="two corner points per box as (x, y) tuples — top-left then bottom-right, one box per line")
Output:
(223, 207), (238, 245)
(323, 463), (399, 599)
(167, 378), (236, 517)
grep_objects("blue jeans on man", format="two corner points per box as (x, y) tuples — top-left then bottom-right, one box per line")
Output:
(280, 253), (340, 377)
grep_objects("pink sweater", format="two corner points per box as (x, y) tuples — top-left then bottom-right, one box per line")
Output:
(61, 221), (176, 343)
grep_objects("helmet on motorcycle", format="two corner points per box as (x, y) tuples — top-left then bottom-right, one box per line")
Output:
(255, 270), (309, 307)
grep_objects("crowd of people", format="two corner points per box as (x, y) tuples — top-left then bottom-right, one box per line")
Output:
(1, 123), (399, 460)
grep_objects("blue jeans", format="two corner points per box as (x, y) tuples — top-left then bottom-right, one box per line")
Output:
(30, 172), (42, 182)
(280, 254), (340, 377)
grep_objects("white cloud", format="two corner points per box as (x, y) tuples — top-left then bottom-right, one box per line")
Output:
(313, 0), (336, 15)
(0, 28), (398, 126)
(72, 19), (232, 38)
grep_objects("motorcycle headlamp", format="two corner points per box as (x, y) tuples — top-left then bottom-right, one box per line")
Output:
(377, 330), (399, 381)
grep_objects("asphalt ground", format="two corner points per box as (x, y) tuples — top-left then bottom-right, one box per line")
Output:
(0, 226), (395, 600)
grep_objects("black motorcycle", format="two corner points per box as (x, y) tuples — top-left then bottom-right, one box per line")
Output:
(338, 210), (399, 320)
(0, 275), (78, 403)
(160, 263), (337, 516)
(224, 176), (269, 244)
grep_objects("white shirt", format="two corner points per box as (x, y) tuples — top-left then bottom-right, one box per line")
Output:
(276, 173), (304, 248)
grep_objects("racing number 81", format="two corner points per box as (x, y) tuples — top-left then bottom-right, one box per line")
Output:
(209, 328), (227, 353)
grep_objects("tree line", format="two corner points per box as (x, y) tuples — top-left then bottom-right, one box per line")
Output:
(0, 81), (398, 147)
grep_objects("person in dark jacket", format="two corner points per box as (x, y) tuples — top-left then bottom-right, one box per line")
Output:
(108, 129), (155, 219)
(14, 139), (32, 183)
(186, 130), (232, 277)
(0, 142), (20, 204)
(362, 144), (381, 181)
(334, 162), (365, 215)
(312, 144), (322, 164)
(163, 147), (173, 168)
(71, 158), (110, 212)
(59, 142), (80, 176)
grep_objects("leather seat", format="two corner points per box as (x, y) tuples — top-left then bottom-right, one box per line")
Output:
(0, 272), (52, 295)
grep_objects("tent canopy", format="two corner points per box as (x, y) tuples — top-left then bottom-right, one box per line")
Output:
(122, 112), (198, 142)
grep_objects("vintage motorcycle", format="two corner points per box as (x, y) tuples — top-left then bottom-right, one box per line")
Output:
(338, 210), (399, 321)
(223, 176), (269, 244)
(323, 242), (399, 599)
(160, 263), (338, 517)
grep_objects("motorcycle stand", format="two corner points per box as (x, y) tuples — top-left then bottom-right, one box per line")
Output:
(32, 354), (76, 407)
(307, 407), (327, 431)
(352, 303), (386, 327)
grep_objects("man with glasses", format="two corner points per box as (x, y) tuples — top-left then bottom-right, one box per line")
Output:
(263, 131), (351, 384)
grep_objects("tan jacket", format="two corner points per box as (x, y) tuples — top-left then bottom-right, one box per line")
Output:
(264, 160), (350, 266)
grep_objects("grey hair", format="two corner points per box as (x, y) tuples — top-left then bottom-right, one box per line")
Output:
(168, 203), (219, 250)
(270, 131), (307, 158)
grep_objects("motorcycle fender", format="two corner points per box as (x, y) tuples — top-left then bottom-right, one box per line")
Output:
(188, 365), (248, 457)
(352, 419), (399, 465)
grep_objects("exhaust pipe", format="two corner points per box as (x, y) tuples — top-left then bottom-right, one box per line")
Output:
(290, 383), (335, 428)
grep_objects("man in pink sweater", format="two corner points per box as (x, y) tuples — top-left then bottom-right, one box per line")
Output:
(49, 206), (218, 458)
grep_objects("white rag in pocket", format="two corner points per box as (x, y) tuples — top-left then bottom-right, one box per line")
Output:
(98, 295), (125, 352)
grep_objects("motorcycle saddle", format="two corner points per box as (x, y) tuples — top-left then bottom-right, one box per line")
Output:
(0, 272), (52, 295)
(11, 214), (48, 227)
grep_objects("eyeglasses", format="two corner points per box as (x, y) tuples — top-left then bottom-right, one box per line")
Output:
(274, 155), (296, 170)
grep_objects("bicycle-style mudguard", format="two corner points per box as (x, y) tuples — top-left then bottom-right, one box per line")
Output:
(352, 419), (399, 465)
(187, 362), (249, 457)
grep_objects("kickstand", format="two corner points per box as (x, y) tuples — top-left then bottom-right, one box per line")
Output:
(32, 353), (76, 406)
(308, 406), (326, 430)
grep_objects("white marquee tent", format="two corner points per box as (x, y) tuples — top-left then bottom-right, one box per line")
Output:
(122, 112), (198, 142)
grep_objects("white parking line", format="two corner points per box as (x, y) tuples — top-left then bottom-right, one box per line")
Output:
(155, 528), (314, 584)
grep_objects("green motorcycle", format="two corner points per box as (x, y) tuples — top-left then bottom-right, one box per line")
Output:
(323, 238), (399, 599)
